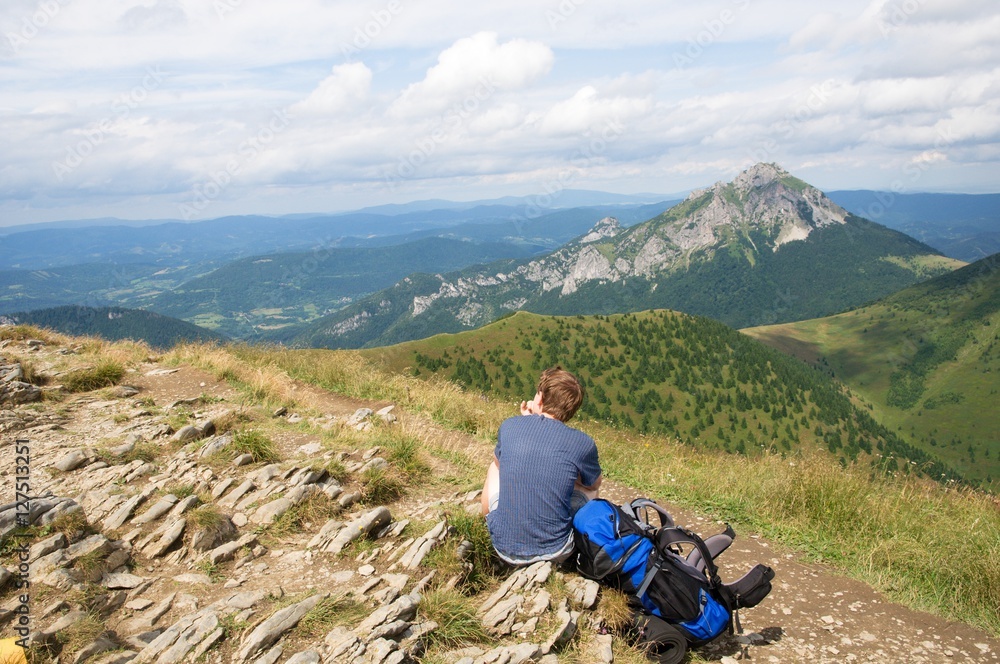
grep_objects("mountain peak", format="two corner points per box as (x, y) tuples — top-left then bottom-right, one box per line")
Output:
(578, 216), (622, 243)
(732, 162), (788, 190)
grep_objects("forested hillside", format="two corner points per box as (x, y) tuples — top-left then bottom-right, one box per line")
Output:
(744, 253), (1000, 485)
(364, 310), (958, 482)
(1, 305), (225, 348)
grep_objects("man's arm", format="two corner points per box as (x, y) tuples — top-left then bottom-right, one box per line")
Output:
(480, 456), (500, 517)
(574, 473), (602, 500)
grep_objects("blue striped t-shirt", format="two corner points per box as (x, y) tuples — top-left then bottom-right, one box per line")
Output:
(486, 415), (601, 560)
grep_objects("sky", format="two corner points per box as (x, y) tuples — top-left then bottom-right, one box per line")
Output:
(1, 0), (998, 226)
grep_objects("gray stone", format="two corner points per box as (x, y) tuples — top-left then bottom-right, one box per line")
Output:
(103, 572), (145, 589)
(595, 634), (614, 662)
(375, 405), (397, 423)
(347, 408), (373, 426)
(356, 593), (420, 637)
(69, 635), (117, 664)
(220, 479), (255, 506)
(364, 638), (398, 663)
(252, 463), (282, 484)
(236, 593), (328, 662)
(143, 519), (185, 558)
(133, 494), (179, 525)
(53, 449), (90, 472)
(33, 609), (88, 645)
(107, 439), (136, 457)
(167, 494), (200, 518)
(226, 589), (271, 610)
(0, 380), (41, 404)
(190, 515), (237, 551)
(198, 434), (230, 458)
(251, 497), (293, 525)
(210, 478), (235, 499)
(169, 424), (200, 444)
(233, 453), (254, 467)
(481, 594), (523, 635)
(285, 651), (321, 664)
(28, 532), (66, 562)
(105, 492), (148, 531)
(207, 533), (257, 565)
(126, 598), (154, 611)
(325, 507), (391, 554)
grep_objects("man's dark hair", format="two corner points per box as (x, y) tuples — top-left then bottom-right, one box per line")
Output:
(538, 366), (584, 422)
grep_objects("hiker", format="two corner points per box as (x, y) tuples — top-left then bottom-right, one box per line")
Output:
(481, 367), (602, 565)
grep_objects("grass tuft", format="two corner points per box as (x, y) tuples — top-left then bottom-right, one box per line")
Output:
(418, 589), (488, 650)
(360, 466), (405, 505)
(231, 429), (280, 463)
(62, 359), (125, 392)
(296, 595), (370, 638)
(267, 493), (341, 539)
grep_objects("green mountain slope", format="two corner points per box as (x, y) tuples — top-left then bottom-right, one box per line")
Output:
(290, 163), (962, 349)
(743, 254), (1000, 485)
(362, 309), (959, 482)
(2, 305), (226, 349)
(149, 237), (546, 339)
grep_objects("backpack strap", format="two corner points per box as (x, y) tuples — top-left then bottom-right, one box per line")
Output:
(627, 498), (675, 529)
(655, 527), (724, 589)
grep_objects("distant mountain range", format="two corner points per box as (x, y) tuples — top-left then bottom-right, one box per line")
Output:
(1, 305), (226, 349)
(827, 191), (1000, 262)
(278, 163), (963, 349)
(744, 252), (1000, 485)
(146, 238), (549, 339)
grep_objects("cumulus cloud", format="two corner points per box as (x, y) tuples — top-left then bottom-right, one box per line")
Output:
(540, 86), (652, 135)
(1, 0), (1000, 223)
(389, 32), (553, 117)
(291, 63), (372, 116)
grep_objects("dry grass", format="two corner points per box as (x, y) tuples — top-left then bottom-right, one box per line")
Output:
(267, 493), (341, 539)
(418, 589), (489, 650)
(160, 340), (1000, 636)
(62, 359), (126, 392)
(230, 429), (280, 464)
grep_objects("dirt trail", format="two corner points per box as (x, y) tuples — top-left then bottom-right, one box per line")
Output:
(1, 343), (998, 663)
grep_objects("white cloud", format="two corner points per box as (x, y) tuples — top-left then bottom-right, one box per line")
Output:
(540, 86), (652, 136)
(291, 63), (372, 116)
(389, 32), (553, 117)
(1, 0), (1000, 223)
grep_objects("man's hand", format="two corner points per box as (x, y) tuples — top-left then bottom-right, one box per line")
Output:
(520, 392), (543, 416)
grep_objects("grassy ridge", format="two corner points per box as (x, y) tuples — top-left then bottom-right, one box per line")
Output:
(361, 310), (958, 482)
(163, 339), (1000, 636)
(744, 254), (1000, 485)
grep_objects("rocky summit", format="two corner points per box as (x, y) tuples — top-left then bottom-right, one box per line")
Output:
(290, 163), (956, 348)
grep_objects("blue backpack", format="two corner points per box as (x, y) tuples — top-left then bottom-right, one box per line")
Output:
(572, 498), (774, 646)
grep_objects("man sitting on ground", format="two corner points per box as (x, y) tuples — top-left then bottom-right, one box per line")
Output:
(481, 367), (602, 566)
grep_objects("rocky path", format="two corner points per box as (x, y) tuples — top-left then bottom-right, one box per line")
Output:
(0, 335), (998, 663)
